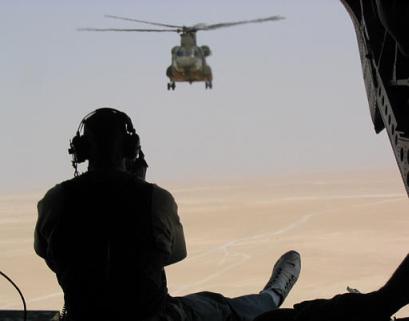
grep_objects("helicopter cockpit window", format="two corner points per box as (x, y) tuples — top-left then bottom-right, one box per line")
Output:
(176, 49), (185, 57)
(176, 48), (199, 57)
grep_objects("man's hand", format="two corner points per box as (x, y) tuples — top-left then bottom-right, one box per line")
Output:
(126, 150), (148, 180)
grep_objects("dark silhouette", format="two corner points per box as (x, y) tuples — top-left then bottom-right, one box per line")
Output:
(34, 108), (301, 321)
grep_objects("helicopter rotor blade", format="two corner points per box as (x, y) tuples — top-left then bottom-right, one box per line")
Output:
(192, 15), (285, 31)
(78, 27), (179, 32)
(105, 15), (184, 29)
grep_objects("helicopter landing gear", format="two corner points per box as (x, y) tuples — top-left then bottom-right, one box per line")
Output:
(167, 82), (176, 90)
(205, 81), (213, 89)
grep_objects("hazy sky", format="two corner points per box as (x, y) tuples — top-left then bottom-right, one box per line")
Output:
(0, 1), (399, 193)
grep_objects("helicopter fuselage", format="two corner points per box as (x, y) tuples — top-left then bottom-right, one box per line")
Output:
(166, 32), (213, 89)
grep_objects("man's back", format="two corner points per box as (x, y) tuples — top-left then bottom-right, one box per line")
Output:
(37, 170), (168, 321)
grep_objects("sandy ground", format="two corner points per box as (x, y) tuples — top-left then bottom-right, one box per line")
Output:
(1, 169), (408, 317)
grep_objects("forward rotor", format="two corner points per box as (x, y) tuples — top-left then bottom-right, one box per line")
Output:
(78, 15), (285, 34)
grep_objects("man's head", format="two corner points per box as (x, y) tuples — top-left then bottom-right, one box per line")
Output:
(69, 108), (140, 172)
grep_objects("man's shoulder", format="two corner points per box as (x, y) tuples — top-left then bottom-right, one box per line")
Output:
(59, 170), (150, 188)
(40, 173), (169, 205)
(150, 184), (178, 215)
(37, 183), (67, 215)
(38, 176), (77, 206)
(150, 183), (176, 204)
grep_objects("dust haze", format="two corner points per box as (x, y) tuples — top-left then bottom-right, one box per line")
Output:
(1, 169), (408, 316)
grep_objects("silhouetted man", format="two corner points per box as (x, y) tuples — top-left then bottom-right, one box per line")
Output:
(34, 108), (301, 321)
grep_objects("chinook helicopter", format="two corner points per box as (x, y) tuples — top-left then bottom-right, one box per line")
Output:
(79, 15), (284, 90)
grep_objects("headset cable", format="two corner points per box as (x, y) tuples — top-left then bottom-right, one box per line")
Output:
(0, 270), (27, 321)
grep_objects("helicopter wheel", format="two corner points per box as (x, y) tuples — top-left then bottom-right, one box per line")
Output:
(205, 81), (213, 89)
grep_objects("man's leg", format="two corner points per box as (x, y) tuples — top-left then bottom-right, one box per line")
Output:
(174, 251), (301, 321)
(227, 251), (301, 321)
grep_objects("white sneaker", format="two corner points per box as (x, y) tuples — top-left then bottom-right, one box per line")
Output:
(261, 250), (301, 306)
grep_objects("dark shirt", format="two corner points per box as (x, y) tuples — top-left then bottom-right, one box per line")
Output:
(34, 170), (186, 321)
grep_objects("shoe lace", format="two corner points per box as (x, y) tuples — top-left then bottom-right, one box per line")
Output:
(267, 266), (297, 290)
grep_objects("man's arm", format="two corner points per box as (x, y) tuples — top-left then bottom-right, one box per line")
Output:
(34, 184), (64, 271)
(151, 185), (187, 266)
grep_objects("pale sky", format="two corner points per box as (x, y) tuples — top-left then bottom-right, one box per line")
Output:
(0, 1), (399, 193)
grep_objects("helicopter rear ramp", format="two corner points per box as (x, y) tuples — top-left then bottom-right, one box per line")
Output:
(341, 0), (409, 197)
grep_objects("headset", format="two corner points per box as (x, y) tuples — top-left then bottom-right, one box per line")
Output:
(68, 108), (142, 176)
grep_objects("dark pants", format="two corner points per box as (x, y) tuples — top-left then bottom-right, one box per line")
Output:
(163, 292), (278, 321)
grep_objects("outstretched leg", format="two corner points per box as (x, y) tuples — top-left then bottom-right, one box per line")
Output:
(227, 251), (301, 321)
(174, 251), (301, 321)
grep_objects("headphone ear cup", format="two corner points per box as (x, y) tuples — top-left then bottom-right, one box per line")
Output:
(70, 134), (90, 163)
(123, 133), (140, 159)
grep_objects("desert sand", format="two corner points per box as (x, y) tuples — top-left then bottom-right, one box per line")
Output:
(1, 169), (408, 317)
